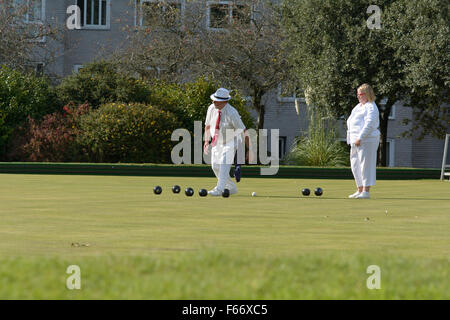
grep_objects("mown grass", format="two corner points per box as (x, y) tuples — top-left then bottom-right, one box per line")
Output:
(0, 174), (449, 299)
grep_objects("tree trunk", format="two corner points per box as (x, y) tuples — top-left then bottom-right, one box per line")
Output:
(258, 104), (265, 130)
(252, 87), (265, 164)
(377, 101), (394, 167)
(253, 88), (265, 130)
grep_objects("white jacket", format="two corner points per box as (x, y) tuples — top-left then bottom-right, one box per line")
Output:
(205, 103), (246, 145)
(346, 102), (380, 144)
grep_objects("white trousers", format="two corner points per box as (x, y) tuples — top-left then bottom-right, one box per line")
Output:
(211, 141), (237, 192)
(350, 140), (379, 187)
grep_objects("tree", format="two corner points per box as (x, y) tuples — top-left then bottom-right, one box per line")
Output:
(114, 0), (290, 130)
(0, 0), (62, 76)
(281, 0), (449, 166)
(384, 0), (449, 140)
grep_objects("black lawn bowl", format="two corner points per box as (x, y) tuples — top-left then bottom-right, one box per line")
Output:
(172, 185), (181, 194)
(153, 186), (162, 195)
(314, 188), (323, 196)
(302, 188), (310, 196)
(198, 189), (208, 197)
(185, 187), (194, 197)
(222, 189), (230, 198)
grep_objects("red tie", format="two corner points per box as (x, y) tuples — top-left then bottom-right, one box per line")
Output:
(211, 110), (221, 147)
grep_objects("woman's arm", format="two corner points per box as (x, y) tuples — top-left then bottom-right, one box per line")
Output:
(358, 103), (379, 141)
(204, 125), (211, 154)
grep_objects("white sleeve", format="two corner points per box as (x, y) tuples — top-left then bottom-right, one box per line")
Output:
(205, 105), (213, 125)
(346, 110), (352, 144)
(230, 109), (246, 131)
(358, 103), (379, 140)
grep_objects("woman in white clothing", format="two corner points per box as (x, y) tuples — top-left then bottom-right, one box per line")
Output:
(346, 84), (380, 199)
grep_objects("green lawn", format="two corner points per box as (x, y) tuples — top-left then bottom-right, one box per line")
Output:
(0, 174), (449, 299)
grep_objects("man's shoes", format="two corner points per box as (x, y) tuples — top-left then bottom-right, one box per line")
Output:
(355, 191), (370, 199)
(228, 187), (238, 195)
(209, 187), (237, 196)
(348, 191), (361, 198)
(208, 188), (222, 196)
(234, 164), (241, 182)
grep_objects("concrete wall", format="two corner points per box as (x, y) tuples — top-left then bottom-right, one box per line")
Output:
(262, 89), (305, 159)
(387, 102), (413, 167)
(43, 0), (136, 81)
(63, 0), (134, 78)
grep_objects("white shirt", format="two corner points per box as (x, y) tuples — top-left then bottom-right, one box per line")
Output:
(346, 101), (380, 144)
(205, 103), (246, 145)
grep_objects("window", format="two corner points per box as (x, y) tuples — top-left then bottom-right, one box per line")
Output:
(25, 62), (44, 76)
(388, 105), (395, 120)
(373, 138), (395, 167)
(34, 62), (44, 76)
(137, 0), (184, 27)
(277, 83), (305, 103)
(73, 64), (84, 73)
(11, 0), (44, 23)
(233, 4), (250, 25)
(10, 0), (46, 41)
(386, 139), (395, 167)
(209, 3), (228, 29)
(379, 97), (395, 120)
(144, 66), (161, 79)
(76, 0), (110, 29)
(207, 1), (251, 30)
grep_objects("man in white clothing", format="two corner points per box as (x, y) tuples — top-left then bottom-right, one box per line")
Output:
(346, 83), (380, 199)
(203, 88), (249, 196)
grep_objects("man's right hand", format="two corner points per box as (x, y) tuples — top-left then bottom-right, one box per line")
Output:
(203, 142), (209, 154)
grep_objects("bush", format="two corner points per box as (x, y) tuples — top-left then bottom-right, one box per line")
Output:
(77, 102), (180, 163)
(56, 60), (152, 109)
(7, 103), (89, 162)
(284, 106), (349, 167)
(148, 77), (255, 133)
(4, 71), (254, 163)
(0, 65), (58, 159)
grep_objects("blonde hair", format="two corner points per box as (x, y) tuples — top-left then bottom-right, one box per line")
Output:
(358, 84), (376, 102)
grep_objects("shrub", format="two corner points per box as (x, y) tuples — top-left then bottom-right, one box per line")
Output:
(56, 60), (152, 109)
(7, 103), (89, 162)
(148, 77), (255, 133)
(284, 106), (349, 167)
(0, 65), (58, 159)
(77, 102), (180, 163)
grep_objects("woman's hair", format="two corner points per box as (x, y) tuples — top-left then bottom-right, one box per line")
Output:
(358, 84), (376, 102)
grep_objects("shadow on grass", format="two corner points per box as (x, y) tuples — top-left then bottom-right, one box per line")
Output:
(238, 195), (343, 200)
(237, 195), (450, 201)
(373, 197), (450, 201)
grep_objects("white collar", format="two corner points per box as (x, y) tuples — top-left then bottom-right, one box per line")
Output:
(214, 104), (229, 112)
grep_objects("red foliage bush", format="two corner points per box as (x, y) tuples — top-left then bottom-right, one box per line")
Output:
(7, 103), (89, 162)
